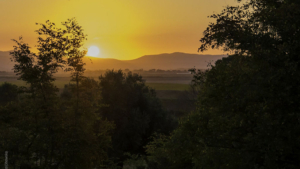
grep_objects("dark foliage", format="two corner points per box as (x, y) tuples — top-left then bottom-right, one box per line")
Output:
(98, 70), (176, 165)
(0, 19), (113, 169)
(0, 82), (19, 105)
(146, 0), (300, 168)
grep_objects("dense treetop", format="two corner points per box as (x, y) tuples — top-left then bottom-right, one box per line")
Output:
(146, 0), (300, 168)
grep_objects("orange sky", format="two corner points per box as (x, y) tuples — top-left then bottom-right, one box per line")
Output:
(0, 0), (239, 60)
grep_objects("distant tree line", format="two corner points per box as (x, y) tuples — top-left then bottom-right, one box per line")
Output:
(85, 69), (192, 74)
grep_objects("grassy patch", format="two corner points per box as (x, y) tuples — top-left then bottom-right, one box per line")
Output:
(0, 81), (27, 86)
(1, 79), (190, 91)
(146, 83), (190, 91)
(0, 80), (71, 88)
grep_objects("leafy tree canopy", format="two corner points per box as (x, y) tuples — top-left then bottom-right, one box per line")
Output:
(99, 70), (176, 165)
(10, 18), (87, 96)
(147, 0), (300, 168)
(0, 19), (113, 169)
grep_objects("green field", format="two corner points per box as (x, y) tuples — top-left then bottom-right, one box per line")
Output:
(0, 75), (195, 117)
(146, 83), (190, 91)
(0, 79), (190, 91)
(0, 71), (193, 92)
(0, 80), (71, 89)
(0, 80), (27, 87)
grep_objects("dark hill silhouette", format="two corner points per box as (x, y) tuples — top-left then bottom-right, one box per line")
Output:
(83, 57), (139, 70)
(0, 51), (226, 71)
(124, 52), (226, 70)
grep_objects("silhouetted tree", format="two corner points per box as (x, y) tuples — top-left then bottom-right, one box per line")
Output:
(98, 70), (176, 166)
(146, 0), (300, 168)
(0, 19), (113, 169)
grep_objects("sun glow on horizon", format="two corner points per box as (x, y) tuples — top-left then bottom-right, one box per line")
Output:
(0, 0), (239, 59)
(87, 46), (100, 57)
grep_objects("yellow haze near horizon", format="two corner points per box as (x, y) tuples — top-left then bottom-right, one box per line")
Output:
(0, 0), (239, 60)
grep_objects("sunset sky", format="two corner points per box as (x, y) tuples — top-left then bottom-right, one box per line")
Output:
(0, 0), (238, 60)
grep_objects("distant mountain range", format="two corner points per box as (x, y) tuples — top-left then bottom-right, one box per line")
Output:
(0, 51), (226, 71)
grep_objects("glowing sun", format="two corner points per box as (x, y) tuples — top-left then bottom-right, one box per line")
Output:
(87, 46), (100, 57)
